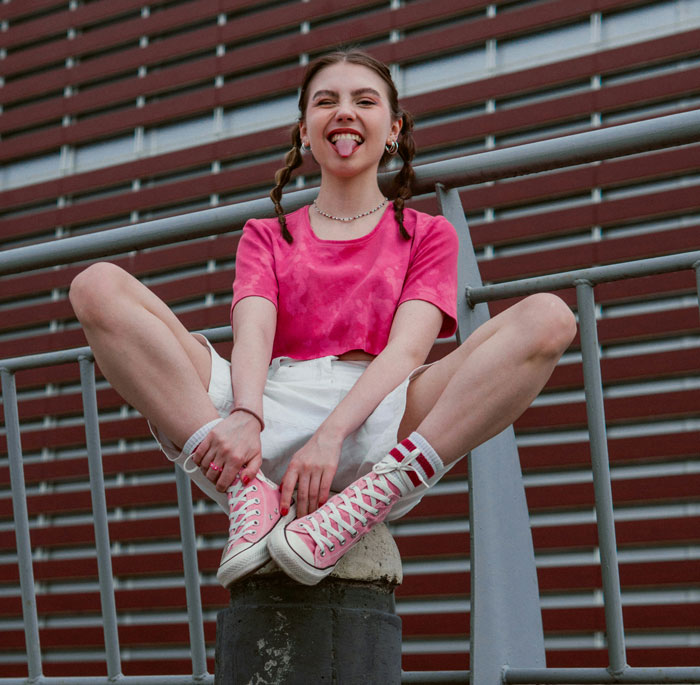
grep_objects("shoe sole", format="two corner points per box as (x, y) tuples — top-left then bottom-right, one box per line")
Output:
(216, 504), (297, 588)
(267, 523), (335, 586)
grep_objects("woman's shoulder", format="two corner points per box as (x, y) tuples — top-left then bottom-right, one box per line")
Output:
(244, 206), (307, 238)
(401, 206), (458, 242)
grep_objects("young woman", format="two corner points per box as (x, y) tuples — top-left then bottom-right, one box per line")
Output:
(69, 49), (577, 588)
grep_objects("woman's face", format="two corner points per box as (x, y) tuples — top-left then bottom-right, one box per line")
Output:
(299, 61), (402, 179)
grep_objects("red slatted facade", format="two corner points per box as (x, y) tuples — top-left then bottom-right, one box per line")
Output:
(1, 0), (699, 677)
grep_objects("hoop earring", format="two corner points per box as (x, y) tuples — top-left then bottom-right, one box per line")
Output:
(385, 140), (399, 155)
(301, 141), (311, 153)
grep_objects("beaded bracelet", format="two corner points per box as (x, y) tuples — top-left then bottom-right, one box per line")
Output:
(230, 406), (265, 432)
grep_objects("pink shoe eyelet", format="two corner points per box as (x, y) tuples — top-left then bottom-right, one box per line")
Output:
(320, 550), (326, 557)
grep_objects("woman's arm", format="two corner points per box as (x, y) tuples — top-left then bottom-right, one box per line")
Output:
(231, 296), (276, 419)
(193, 296), (276, 491)
(279, 299), (444, 516)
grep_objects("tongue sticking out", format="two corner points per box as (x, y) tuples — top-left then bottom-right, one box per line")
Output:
(335, 138), (359, 157)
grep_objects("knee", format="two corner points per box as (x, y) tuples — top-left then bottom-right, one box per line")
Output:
(519, 293), (577, 358)
(69, 262), (128, 324)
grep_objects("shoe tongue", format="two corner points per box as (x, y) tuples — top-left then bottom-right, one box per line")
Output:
(335, 137), (358, 157)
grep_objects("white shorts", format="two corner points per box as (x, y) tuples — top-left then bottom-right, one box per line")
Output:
(150, 338), (432, 519)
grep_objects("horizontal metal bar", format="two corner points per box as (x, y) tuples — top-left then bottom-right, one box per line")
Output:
(1, 110), (699, 277)
(412, 108), (700, 194)
(0, 677), (214, 685)
(0, 670), (468, 684)
(0, 326), (231, 372)
(402, 671), (469, 683)
(0, 345), (93, 372)
(468, 250), (700, 304)
(0, 190), (314, 277)
(505, 667), (700, 683)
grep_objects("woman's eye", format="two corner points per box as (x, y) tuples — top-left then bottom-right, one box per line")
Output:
(358, 99), (376, 106)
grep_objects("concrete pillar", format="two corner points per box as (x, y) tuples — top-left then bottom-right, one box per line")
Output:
(215, 523), (403, 684)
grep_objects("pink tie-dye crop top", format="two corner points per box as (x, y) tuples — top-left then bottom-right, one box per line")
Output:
(230, 203), (458, 361)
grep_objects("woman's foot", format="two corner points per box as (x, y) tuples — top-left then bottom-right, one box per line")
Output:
(217, 472), (296, 588)
(267, 447), (428, 585)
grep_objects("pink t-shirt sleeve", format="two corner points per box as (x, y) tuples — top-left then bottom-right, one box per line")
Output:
(398, 215), (459, 337)
(230, 219), (279, 316)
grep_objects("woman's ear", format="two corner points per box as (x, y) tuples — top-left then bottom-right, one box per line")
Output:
(390, 117), (403, 141)
(299, 120), (308, 146)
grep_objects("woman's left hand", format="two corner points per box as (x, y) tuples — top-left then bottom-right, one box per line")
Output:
(279, 429), (344, 518)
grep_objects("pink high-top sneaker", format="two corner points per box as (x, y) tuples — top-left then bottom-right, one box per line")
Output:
(216, 471), (296, 588)
(267, 447), (427, 585)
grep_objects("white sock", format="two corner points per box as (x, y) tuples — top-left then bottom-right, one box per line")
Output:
(181, 418), (223, 457)
(390, 431), (445, 487)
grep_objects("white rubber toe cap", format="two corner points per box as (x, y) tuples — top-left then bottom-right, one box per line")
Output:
(284, 528), (316, 566)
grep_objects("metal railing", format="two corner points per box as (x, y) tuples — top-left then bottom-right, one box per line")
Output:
(1, 352), (212, 685)
(466, 251), (700, 685)
(1, 108), (700, 684)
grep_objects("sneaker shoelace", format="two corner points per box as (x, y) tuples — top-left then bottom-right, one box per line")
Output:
(298, 449), (428, 558)
(225, 482), (262, 550)
(373, 448), (429, 487)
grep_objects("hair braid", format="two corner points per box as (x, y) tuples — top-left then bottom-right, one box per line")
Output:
(269, 124), (304, 243)
(389, 110), (416, 241)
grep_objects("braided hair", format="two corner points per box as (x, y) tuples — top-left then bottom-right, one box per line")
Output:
(386, 110), (416, 240)
(269, 49), (416, 243)
(269, 123), (304, 244)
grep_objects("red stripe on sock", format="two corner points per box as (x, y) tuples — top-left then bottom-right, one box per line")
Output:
(407, 470), (422, 487)
(417, 453), (435, 479)
(401, 438), (417, 453)
(390, 447), (405, 462)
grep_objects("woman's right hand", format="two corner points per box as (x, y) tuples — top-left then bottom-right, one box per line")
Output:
(190, 411), (263, 491)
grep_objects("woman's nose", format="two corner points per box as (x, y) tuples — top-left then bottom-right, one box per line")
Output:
(335, 100), (356, 121)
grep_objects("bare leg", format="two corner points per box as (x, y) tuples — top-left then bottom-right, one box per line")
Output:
(69, 262), (220, 448)
(399, 293), (577, 463)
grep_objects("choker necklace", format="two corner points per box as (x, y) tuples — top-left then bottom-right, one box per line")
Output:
(313, 197), (388, 223)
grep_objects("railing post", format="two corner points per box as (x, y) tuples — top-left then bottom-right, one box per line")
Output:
(174, 466), (210, 678)
(79, 354), (123, 679)
(436, 185), (546, 685)
(694, 261), (700, 320)
(435, 185), (490, 344)
(574, 281), (627, 675)
(0, 368), (44, 682)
